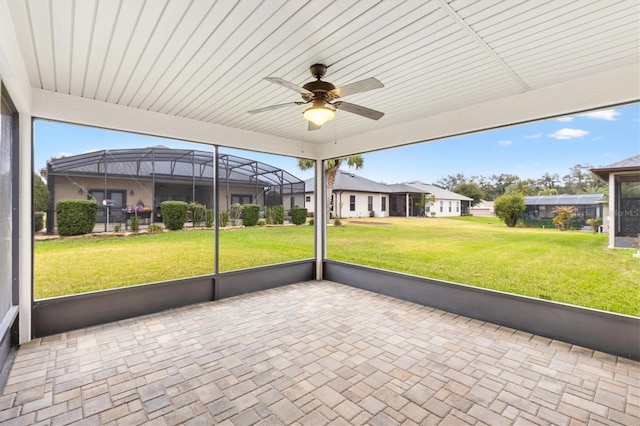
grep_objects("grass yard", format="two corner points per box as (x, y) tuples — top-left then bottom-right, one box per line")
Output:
(329, 217), (639, 316)
(34, 217), (639, 316)
(34, 227), (313, 299)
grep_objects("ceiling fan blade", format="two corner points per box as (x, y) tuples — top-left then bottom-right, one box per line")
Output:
(334, 101), (384, 120)
(247, 102), (302, 114)
(308, 122), (321, 131)
(264, 77), (313, 94)
(330, 77), (384, 98)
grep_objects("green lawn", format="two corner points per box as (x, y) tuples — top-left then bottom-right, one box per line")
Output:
(35, 218), (639, 316)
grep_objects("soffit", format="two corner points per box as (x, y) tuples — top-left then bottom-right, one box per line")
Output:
(4, 0), (640, 159)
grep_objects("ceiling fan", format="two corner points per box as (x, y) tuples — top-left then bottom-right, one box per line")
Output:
(248, 64), (384, 130)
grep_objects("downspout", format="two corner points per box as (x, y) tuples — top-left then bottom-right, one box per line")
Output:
(214, 146), (219, 300)
(46, 163), (54, 234)
(314, 160), (325, 280)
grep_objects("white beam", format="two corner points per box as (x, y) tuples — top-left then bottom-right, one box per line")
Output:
(18, 113), (32, 343)
(314, 160), (325, 279)
(318, 64), (640, 160)
(608, 173), (615, 249)
(30, 89), (317, 159)
(0, 0), (32, 113)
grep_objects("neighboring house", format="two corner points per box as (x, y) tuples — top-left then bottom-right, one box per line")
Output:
(304, 171), (390, 218)
(304, 171), (472, 218)
(470, 199), (495, 216)
(591, 155), (640, 249)
(44, 147), (305, 232)
(524, 194), (606, 226)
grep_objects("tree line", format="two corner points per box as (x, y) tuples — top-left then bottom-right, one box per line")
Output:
(435, 164), (607, 205)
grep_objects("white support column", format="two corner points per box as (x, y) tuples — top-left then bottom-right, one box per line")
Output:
(608, 173), (615, 249)
(19, 113), (32, 343)
(405, 194), (410, 217)
(314, 160), (325, 280)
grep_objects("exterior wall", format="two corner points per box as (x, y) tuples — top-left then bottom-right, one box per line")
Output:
(218, 184), (304, 212)
(53, 176), (153, 208)
(429, 199), (462, 217)
(470, 208), (494, 217)
(305, 192), (389, 218)
(333, 191), (388, 218)
(51, 176), (154, 226)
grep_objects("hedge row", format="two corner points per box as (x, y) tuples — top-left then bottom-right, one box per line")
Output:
(291, 207), (307, 225)
(56, 200), (98, 236)
(242, 204), (260, 226)
(161, 201), (188, 230)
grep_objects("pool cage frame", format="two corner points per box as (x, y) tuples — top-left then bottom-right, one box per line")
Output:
(45, 146), (305, 232)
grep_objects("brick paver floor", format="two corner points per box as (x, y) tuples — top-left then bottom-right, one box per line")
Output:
(1, 281), (638, 425)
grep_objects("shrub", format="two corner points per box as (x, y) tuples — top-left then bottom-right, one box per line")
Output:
(552, 206), (576, 231)
(161, 201), (188, 231)
(188, 202), (205, 227)
(291, 207), (308, 225)
(114, 222), (122, 233)
(219, 210), (229, 227)
(257, 219), (266, 226)
(229, 204), (243, 226)
(522, 218), (554, 229)
(130, 215), (140, 232)
(334, 218), (342, 226)
(148, 223), (163, 233)
(243, 204), (260, 226)
(265, 205), (285, 225)
(586, 217), (603, 233)
(309, 218), (314, 226)
(494, 193), (525, 227)
(34, 211), (44, 232)
(205, 209), (214, 228)
(56, 199), (98, 236)
(34, 174), (50, 212)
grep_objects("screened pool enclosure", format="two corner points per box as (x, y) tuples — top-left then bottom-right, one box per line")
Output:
(44, 147), (305, 231)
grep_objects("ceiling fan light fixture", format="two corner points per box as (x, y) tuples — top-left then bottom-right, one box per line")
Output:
(303, 104), (335, 126)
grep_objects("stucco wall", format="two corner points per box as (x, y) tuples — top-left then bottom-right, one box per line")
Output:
(306, 192), (388, 218)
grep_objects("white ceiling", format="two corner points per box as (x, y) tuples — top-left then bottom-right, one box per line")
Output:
(1, 0), (639, 160)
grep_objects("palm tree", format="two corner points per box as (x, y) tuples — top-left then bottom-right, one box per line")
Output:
(297, 155), (364, 222)
(552, 205), (576, 231)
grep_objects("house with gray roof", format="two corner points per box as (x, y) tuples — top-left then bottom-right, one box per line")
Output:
(524, 194), (606, 228)
(304, 171), (472, 218)
(45, 147), (305, 231)
(591, 155), (640, 248)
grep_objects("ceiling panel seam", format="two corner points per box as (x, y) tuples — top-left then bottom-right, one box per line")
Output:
(436, 0), (530, 92)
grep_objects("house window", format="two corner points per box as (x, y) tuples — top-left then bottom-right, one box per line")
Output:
(350, 195), (356, 211)
(456, 202), (459, 213)
(305, 196), (311, 202)
(449, 201), (452, 212)
(367, 196), (373, 212)
(381, 197), (386, 212)
(440, 200), (443, 213)
(231, 194), (252, 205)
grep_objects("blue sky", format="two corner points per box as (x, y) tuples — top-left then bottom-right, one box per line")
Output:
(35, 103), (639, 184)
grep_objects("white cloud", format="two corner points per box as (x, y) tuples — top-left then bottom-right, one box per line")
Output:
(579, 109), (620, 121)
(556, 116), (573, 122)
(548, 128), (589, 140)
(498, 140), (512, 146)
(524, 133), (542, 139)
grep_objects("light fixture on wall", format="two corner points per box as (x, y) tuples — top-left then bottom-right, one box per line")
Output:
(303, 99), (335, 126)
(78, 188), (84, 195)
(130, 190), (134, 196)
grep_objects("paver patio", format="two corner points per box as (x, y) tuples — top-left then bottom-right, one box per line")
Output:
(0, 281), (638, 425)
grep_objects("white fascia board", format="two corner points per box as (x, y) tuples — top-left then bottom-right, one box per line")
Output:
(318, 63), (640, 160)
(0, 0), (32, 112)
(31, 89), (317, 159)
